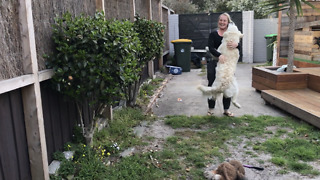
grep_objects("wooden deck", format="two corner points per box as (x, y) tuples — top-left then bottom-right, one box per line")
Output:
(262, 89), (320, 128)
(297, 67), (320, 76)
(259, 67), (320, 128)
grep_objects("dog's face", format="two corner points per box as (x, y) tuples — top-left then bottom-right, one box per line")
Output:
(223, 32), (243, 44)
(223, 24), (243, 44)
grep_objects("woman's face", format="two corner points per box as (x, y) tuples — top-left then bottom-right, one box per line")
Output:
(218, 14), (229, 30)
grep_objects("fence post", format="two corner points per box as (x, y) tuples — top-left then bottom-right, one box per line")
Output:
(18, 0), (49, 179)
(147, 0), (155, 78)
(95, 0), (105, 12)
(131, 0), (136, 21)
(158, 0), (164, 68)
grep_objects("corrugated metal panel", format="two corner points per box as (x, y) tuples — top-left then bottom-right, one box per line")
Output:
(0, 90), (32, 180)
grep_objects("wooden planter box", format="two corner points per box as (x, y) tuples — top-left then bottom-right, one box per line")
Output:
(252, 66), (308, 91)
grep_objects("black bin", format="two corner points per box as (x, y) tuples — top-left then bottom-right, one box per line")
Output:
(171, 39), (192, 72)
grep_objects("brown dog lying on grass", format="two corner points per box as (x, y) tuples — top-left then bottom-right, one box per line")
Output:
(204, 160), (246, 180)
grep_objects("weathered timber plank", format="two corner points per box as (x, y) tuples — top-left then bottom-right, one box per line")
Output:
(294, 50), (312, 56)
(294, 54), (313, 60)
(294, 34), (314, 43)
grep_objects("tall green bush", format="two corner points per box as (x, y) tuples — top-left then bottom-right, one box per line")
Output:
(46, 12), (141, 144)
(46, 12), (165, 143)
(126, 15), (165, 106)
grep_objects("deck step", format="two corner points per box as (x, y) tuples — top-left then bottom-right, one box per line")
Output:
(261, 88), (320, 128)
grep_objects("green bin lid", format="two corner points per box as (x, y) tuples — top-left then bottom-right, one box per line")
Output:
(265, 34), (277, 38)
(171, 39), (192, 43)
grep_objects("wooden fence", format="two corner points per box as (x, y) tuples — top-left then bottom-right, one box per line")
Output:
(0, 0), (173, 179)
(277, 1), (320, 62)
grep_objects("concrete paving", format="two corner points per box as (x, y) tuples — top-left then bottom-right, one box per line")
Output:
(152, 63), (291, 118)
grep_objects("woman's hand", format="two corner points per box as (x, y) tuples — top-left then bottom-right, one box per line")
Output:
(219, 55), (226, 63)
(227, 41), (238, 49)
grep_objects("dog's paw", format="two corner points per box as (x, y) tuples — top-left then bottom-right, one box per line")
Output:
(213, 174), (222, 180)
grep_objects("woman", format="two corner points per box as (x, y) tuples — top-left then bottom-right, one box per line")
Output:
(206, 12), (240, 117)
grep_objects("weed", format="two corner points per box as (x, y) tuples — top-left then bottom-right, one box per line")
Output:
(137, 77), (164, 107)
(58, 159), (75, 178)
(52, 151), (65, 161)
(105, 154), (166, 180)
(270, 157), (286, 166)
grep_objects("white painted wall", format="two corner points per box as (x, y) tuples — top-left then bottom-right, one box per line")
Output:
(253, 18), (278, 63)
(242, 11), (254, 63)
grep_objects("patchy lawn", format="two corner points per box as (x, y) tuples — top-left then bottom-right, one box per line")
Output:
(51, 108), (320, 180)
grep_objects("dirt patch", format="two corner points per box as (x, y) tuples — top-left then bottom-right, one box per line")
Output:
(134, 65), (320, 179)
(134, 120), (320, 180)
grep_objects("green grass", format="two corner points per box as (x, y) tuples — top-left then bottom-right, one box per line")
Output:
(283, 57), (320, 65)
(137, 77), (164, 107)
(52, 108), (320, 179)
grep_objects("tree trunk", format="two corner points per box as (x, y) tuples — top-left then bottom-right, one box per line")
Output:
(287, 0), (296, 73)
(127, 78), (141, 107)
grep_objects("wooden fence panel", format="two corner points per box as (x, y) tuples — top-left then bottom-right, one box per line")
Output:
(152, 0), (160, 22)
(162, 7), (170, 52)
(105, 0), (133, 20)
(32, 0), (97, 71)
(0, 90), (32, 180)
(135, 0), (149, 18)
(0, 0), (24, 80)
(41, 81), (82, 162)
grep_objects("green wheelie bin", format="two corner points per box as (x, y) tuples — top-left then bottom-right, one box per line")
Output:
(265, 34), (277, 62)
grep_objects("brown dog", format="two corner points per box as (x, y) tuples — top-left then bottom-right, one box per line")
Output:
(204, 160), (246, 180)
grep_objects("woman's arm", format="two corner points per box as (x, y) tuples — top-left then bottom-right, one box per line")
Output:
(208, 32), (221, 58)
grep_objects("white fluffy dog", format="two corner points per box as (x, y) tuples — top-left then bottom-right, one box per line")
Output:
(198, 23), (243, 108)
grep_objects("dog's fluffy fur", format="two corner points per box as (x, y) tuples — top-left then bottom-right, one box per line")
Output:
(204, 160), (246, 180)
(198, 23), (243, 108)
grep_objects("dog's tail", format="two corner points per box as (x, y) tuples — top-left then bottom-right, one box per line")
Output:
(231, 93), (241, 108)
(197, 85), (214, 96)
(232, 101), (241, 108)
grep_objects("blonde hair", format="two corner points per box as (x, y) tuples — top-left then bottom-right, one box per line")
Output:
(219, 12), (233, 24)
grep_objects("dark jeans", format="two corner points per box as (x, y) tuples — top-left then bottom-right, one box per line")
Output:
(207, 60), (231, 110)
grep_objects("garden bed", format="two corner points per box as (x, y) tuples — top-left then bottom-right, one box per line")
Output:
(252, 66), (308, 91)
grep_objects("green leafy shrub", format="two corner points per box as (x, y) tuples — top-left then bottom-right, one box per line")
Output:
(134, 15), (165, 64)
(126, 15), (165, 106)
(46, 12), (141, 106)
(46, 12), (144, 144)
